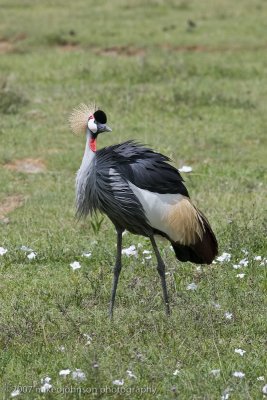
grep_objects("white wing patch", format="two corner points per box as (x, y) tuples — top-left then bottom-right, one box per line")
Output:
(128, 182), (204, 245)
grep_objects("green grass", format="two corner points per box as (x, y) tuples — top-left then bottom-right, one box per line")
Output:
(0, 0), (266, 398)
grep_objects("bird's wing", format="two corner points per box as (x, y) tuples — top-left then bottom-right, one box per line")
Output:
(99, 141), (189, 196)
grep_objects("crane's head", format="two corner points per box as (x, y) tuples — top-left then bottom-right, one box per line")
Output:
(69, 103), (112, 138)
(87, 109), (112, 138)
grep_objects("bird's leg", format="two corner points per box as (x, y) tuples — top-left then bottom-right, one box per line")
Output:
(109, 228), (123, 319)
(150, 235), (170, 315)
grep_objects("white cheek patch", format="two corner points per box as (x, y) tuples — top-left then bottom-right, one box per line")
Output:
(88, 116), (97, 133)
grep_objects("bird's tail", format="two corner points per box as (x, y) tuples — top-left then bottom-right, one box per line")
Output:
(171, 207), (218, 265)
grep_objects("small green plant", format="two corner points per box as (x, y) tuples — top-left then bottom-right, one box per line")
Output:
(0, 80), (28, 114)
(45, 32), (79, 47)
(90, 213), (105, 235)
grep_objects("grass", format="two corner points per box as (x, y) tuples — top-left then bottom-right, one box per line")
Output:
(0, 0), (266, 398)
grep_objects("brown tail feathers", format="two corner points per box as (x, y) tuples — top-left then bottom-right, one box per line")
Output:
(171, 208), (218, 265)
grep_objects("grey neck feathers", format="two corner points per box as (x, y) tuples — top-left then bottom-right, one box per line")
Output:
(75, 130), (95, 208)
(80, 130), (95, 168)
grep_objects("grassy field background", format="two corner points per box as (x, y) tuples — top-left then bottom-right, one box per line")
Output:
(0, 0), (266, 398)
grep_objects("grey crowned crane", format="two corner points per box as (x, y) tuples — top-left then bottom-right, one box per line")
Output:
(70, 104), (218, 317)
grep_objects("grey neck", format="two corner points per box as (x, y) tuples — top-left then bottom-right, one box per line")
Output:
(75, 130), (97, 216)
(81, 129), (96, 163)
(76, 130), (95, 189)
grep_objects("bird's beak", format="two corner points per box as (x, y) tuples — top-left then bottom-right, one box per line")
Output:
(104, 125), (112, 132)
(97, 123), (112, 133)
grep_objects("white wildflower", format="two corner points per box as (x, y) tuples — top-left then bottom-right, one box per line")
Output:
(0, 247), (8, 256)
(72, 369), (86, 381)
(217, 252), (231, 262)
(210, 369), (220, 377)
(144, 255), (152, 260)
(41, 377), (51, 384)
(11, 389), (20, 398)
(221, 391), (230, 400)
(143, 250), (152, 255)
(173, 369), (180, 376)
(82, 252), (91, 258)
(179, 165), (192, 173)
(112, 379), (124, 386)
(254, 256), (262, 261)
(20, 245), (33, 252)
(84, 334), (92, 345)
(224, 312), (233, 320)
(122, 245), (137, 257)
(59, 345), (65, 352)
(59, 369), (71, 377)
(239, 258), (248, 267)
(236, 273), (245, 278)
(126, 370), (137, 379)
(233, 371), (245, 378)
(211, 302), (221, 309)
(234, 348), (246, 356)
(221, 387), (232, 400)
(70, 261), (81, 270)
(241, 249), (249, 255)
(233, 264), (241, 269)
(257, 376), (264, 381)
(40, 378), (52, 393)
(27, 252), (36, 260)
(263, 384), (267, 395)
(187, 282), (198, 291)
(40, 383), (52, 393)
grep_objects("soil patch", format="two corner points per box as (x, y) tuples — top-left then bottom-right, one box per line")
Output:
(4, 158), (46, 174)
(0, 195), (24, 222)
(96, 46), (145, 57)
(0, 40), (14, 54)
(58, 43), (81, 52)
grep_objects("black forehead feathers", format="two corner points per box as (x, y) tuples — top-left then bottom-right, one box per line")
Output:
(94, 110), (107, 124)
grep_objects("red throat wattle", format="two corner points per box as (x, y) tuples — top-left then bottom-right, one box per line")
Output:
(89, 137), (97, 152)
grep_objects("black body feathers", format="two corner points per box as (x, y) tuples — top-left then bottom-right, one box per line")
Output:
(97, 141), (189, 196)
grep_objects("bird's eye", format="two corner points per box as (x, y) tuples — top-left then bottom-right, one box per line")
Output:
(88, 117), (97, 133)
